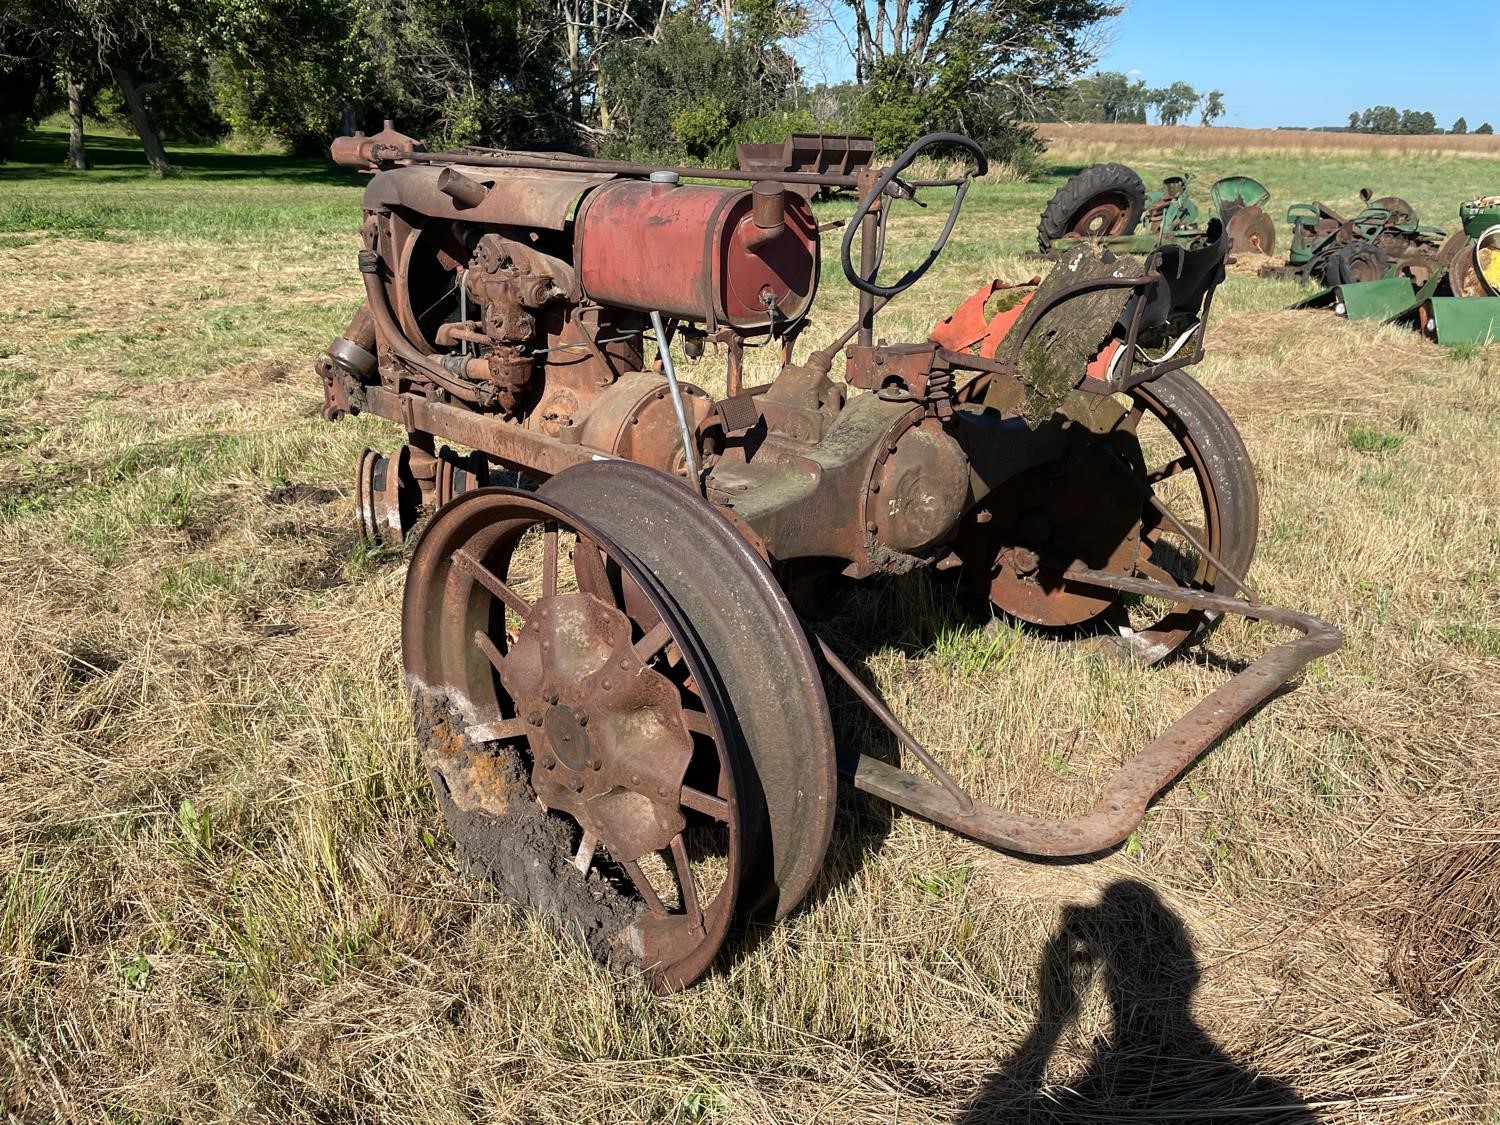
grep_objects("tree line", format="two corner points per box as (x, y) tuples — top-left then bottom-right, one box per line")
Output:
(1346, 107), (1493, 136)
(0, 0), (1123, 173)
(1046, 72), (1225, 127)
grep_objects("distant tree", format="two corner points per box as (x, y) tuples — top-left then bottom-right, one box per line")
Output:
(1347, 111), (1360, 131)
(1451, 116), (1467, 135)
(1477, 122), (1494, 135)
(1358, 105), (1400, 134)
(1397, 109), (1437, 135)
(1199, 88), (1224, 126)
(1148, 80), (1198, 126)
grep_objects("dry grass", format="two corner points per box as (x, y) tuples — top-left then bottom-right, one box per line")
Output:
(1038, 123), (1500, 160)
(1, 130), (1499, 1122)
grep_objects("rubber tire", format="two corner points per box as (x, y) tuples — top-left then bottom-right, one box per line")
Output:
(1037, 163), (1148, 253)
(1324, 240), (1391, 286)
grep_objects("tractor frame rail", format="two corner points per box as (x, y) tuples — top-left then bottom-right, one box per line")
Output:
(833, 569), (1343, 857)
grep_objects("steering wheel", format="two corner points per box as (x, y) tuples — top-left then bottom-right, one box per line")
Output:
(840, 132), (987, 299)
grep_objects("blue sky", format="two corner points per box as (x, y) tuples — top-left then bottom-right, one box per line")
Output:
(792, 0), (1495, 131)
(1095, 0), (1490, 129)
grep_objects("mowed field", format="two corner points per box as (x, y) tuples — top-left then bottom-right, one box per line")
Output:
(2, 124), (1498, 1123)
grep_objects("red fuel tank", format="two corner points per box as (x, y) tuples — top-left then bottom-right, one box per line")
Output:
(574, 177), (818, 332)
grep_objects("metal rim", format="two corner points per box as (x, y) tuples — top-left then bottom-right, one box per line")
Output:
(538, 461), (837, 922)
(1107, 370), (1258, 661)
(960, 370), (1257, 664)
(1068, 193), (1135, 239)
(402, 488), (747, 991)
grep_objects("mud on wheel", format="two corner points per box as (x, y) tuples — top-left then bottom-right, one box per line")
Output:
(402, 466), (836, 991)
(1037, 163), (1148, 253)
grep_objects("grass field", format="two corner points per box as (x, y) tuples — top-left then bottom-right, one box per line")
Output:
(2, 123), (1499, 1123)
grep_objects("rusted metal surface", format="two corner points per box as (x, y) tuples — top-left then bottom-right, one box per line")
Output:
(736, 133), (875, 201)
(847, 572), (1342, 856)
(316, 124), (1342, 989)
(403, 489), (751, 989)
(576, 179), (818, 330)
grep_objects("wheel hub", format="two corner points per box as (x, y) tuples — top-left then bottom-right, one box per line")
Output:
(959, 432), (1145, 628)
(501, 592), (691, 864)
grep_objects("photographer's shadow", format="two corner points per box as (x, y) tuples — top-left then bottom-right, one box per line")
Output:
(960, 879), (1315, 1124)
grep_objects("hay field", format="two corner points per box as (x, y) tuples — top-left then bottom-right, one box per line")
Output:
(1037, 123), (1500, 160)
(2, 125), (1498, 1123)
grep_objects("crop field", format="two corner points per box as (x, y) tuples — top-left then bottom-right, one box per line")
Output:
(2, 124), (1498, 1123)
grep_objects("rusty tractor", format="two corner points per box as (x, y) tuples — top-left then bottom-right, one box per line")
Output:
(1037, 163), (1276, 258)
(316, 122), (1341, 991)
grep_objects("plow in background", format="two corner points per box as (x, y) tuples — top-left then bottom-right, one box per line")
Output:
(314, 123), (1342, 990)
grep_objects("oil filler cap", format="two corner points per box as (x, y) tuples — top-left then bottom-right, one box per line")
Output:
(649, 170), (680, 187)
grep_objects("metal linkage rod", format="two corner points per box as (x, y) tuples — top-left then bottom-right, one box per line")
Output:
(650, 311), (704, 496)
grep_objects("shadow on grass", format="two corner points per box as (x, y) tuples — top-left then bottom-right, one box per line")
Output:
(959, 879), (1316, 1124)
(5, 127), (351, 185)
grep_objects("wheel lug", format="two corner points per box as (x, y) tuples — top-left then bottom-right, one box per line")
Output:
(589, 758), (601, 771)
(619, 658), (630, 670)
(543, 689), (559, 705)
(630, 773), (641, 786)
(528, 712), (544, 727)
(576, 713), (588, 727)
(657, 785), (668, 797)
(601, 678), (611, 691)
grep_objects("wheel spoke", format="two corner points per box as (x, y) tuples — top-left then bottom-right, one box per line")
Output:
(621, 859), (668, 915)
(466, 717), (528, 742)
(573, 536), (614, 604)
(669, 834), (704, 930)
(542, 523), (559, 599)
(1146, 454), (1192, 485)
(473, 630), (505, 674)
(632, 621), (672, 664)
(453, 548), (531, 620)
(680, 786), (730, 822)
(681, 708), (716, 739)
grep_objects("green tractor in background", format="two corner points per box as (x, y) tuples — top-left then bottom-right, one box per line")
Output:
(1037, 163), (1277, 257)
(1261, 188), (1448, 286)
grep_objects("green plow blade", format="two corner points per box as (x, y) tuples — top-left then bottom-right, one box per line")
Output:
(1334, 277), (1417, 321)
(1415, 297), (1500, 344)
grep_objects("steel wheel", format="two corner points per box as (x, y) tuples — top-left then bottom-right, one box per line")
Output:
(958, 370), (1258, 664)
(1107, 371), (1259, 660)
(539, 461), (837, 923)
(403, 489), (751, 991)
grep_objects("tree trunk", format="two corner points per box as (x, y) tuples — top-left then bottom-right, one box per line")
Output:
(109, 65), (174, 177)
(64, 66), (90, 170)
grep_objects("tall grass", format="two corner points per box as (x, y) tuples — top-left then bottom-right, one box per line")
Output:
(1, 125), (1498, 1123)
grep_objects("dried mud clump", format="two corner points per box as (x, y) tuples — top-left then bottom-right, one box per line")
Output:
(411, 687), (642, 968)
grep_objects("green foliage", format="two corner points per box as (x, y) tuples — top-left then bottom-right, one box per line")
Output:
(1348, 106), (1441, 135)
(0, 26), (49, 160)
(1149, 81), (1198, 126)
(1452, 117), (1467, 135)
(600, 11), (793, 162)
(1200, 89), (1225, 126)
(672, 99), (731, 160)
(1346, 425), (1404, 454)
(1478, 123), (1495, 136)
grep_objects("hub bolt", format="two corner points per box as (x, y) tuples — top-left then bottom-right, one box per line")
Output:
(528, 712), (544, 727)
